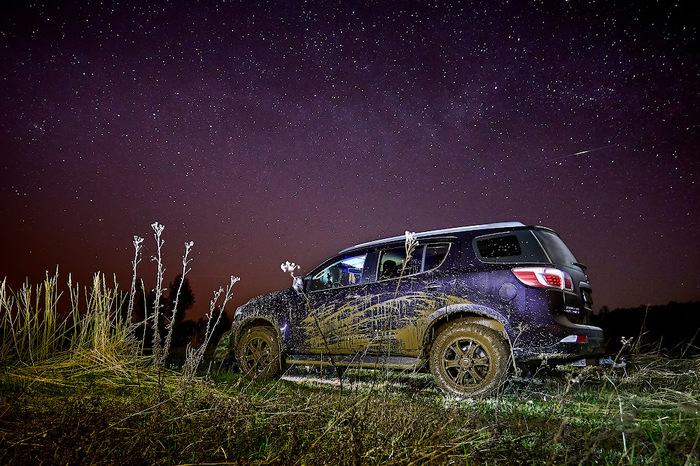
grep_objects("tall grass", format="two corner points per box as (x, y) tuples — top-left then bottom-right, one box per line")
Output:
(1, 269), (64, 365)
(0, 269), (132, 368)
(181, 275), (239, 382)
(150, 221), (166, 368)
(0, 222), (237, 384)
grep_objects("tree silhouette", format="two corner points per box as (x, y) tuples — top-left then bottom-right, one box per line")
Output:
(593, 301), (700, 355)
(164, 274), (195, 348)
(165, 274), (195, 326)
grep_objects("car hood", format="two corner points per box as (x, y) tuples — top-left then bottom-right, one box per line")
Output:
(234, 287), (297, 322)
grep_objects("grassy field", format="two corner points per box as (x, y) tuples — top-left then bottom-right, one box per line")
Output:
(1, 345), (699, 464)
(1, 248), (698, 464)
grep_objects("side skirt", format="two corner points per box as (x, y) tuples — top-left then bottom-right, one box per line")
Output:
(286, 353), (426, 371)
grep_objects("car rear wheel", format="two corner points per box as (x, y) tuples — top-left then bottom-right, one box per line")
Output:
(430, 322), (509, 397)
(236, 326), (281, 381)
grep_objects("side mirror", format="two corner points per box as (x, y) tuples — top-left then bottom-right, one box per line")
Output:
(292, 276), (304, 294)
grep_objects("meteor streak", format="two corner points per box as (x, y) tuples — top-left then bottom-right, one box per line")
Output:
(571, 144), (618, 156)
(530, 144), (618, 167)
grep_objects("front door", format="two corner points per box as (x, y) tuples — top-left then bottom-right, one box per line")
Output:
(296, 252), (375, 355)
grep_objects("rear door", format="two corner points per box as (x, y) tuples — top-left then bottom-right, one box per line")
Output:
(362, 242), (455, 357)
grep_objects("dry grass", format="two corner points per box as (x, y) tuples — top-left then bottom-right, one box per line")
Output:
(1, 351), (699, 465)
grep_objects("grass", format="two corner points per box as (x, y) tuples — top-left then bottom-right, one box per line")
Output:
(1, 226), (699, 464)
(1, 347), (698, 464)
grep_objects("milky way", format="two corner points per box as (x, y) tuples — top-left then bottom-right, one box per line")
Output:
(1, 1), (698, 318)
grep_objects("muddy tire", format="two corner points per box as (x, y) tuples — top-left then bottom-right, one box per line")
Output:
(236, 326), (281, 381)
(430, 322), (510, 397)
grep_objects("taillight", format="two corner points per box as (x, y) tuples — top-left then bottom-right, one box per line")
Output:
(560, 334), (588, 343)
(512, 267), (574, 291)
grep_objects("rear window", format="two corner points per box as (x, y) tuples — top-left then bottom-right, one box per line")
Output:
(532, 230), (578, 266)
(474, 231), (548, 264)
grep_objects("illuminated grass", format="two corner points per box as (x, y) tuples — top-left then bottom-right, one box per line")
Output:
(2, 330), (700, 464)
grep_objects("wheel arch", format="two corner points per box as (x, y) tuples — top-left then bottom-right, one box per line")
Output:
(233, 317), (283, 351)
(423, 303), (510, 350)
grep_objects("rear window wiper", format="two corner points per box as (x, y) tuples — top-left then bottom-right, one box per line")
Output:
(573, 262), (587, 271)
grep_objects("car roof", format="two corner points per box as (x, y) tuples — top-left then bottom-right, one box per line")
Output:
(338, 221), (527, 254)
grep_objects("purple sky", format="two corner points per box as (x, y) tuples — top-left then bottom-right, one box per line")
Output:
(1, 1), (698, 320)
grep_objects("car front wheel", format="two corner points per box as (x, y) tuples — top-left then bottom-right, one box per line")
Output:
(430, 322), (509, 397)
(236, 326), (281, 381)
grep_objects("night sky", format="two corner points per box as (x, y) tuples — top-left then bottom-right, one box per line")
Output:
(1, 1), (698, 320)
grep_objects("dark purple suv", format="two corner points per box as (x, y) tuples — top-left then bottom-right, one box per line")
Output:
(229, 222), (604, 397)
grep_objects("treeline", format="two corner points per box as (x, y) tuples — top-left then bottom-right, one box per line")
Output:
(592, 301), (700, 356)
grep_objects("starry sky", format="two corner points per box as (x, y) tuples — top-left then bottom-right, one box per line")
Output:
(1, 0), (698, 320)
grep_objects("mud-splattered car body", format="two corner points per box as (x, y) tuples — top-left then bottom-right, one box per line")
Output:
(230, 222), (604, 396)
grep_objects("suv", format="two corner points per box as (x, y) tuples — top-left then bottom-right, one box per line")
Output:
(229, 222), (604, 397)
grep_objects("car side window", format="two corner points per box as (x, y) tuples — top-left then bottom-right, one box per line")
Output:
(378, 247), (422, 280)
(474, 231), (549, 264)
(477, 235), (521, 258)
(424, 244), (450, 272)
(309, 254), (367, 291)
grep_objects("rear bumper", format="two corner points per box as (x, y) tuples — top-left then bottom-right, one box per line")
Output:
(514, 317), (605, 363)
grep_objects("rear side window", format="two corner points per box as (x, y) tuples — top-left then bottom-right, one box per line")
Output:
(477, 235), (521, 258)
(474, 231), (548, 264)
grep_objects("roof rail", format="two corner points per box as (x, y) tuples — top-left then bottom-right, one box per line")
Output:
(339, 221), (526, 254)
